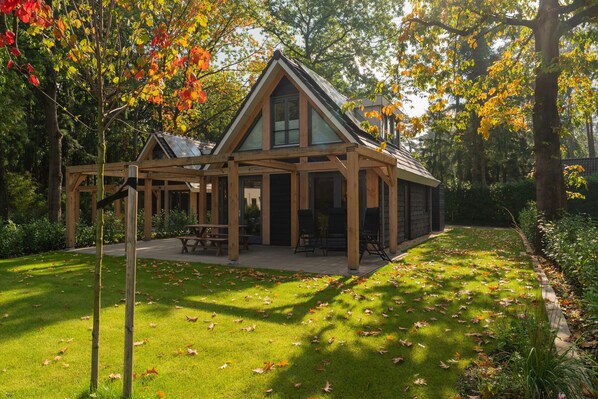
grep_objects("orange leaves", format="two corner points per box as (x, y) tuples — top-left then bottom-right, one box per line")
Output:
(252, 360), (289, 374)
(189, 46), (210, 71)
(141, 367), (158, 378)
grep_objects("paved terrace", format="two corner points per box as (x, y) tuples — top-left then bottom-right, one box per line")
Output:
(69, 232), (444, 276)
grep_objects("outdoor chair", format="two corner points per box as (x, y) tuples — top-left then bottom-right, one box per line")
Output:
(322, 207), (347, 255)
(294, 209), (320, 255)
(360, 207), (392, 262)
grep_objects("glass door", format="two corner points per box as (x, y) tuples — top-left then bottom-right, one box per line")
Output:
(240, 176), (262, 244)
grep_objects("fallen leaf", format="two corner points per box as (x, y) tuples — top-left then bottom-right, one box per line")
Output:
(399, 339), (413, 347)
(241, 324), (256, 332)
(219, 363), (229, 369)
(265, 388), (273, 394)
(59, 347), (68, 354)
(322, 381), (333, 393)
(208, 322), (216, 331)
(414, 378), (427, 385)
(42, 359), (50, 366)
(185, 315), (198, 322)
(149, 323), (157, 328)
(294, 383), (302, 389)
(141, 367), (158, 377)
(80, 316), (90, 321)
(277, 360), (289, 367)
(233, 319), (244, 323)
(439, 361), (450, 369)
(187, 348), (198, 356)
(134, 340), (147, 346)
(392, 357), (404, 364)
(54, 356), (61, 361)
(157, 391), (165, 399)
(109, 373), (121, 380)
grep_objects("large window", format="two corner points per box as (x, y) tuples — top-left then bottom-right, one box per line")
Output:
(310, 107), (341, 144)
(272, 95), (299, 147)
(238, 115), (262, 151)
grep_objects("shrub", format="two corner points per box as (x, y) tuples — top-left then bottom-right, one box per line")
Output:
(0, 219), (65, 258)
(459, 307), (596, 399)
(151, 210), (194, 238)
(540, 214), (598, 299)
(518, 201), (537, 246)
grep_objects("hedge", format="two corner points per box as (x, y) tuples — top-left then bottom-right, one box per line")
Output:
(446, 174), (598, 226)
(0, 219), (66, 258)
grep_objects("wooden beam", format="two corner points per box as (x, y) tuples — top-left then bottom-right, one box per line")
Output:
(244, 159), (296, 171)
(262, 100), (271, 151)
(386, 165), (396, 187)
(327, 155), (347, 179)
(115, 198), (122, 220)
(66, 172), (76, 248)
(356, 146), (396, 166)
(290, 172), (299, 248)
(347, 149), (360, 271)
(366, 169), (379, 208)
(300, 92), (309, 147)
(144, 178), (152, 240)
(228, 159), (239, 262)
(211, 177), (219, 223)
(69, 173), (85, 192)
(202, 166), (280, 177)
(388, 166), (398, 254)
(262, 174), (270, 245)
(68, 162), (130, 174)
(234, 142), (355, 163)
(199, 176), (207, 224)
(373, 167), (391, 186)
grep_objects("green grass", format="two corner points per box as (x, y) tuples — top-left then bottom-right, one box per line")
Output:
(0, 227), (540, 399)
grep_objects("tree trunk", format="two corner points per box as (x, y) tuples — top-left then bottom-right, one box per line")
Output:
(39, 67), (63, 223)
(533, 0), (567, 247)
(587, 116), (596, 158)
(90, 2), (105, 393)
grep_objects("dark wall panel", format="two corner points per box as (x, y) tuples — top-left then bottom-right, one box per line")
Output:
(270, 174), (291, 246)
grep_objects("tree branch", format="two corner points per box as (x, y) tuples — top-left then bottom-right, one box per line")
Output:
(561, 3), (598, 32)
(559, 0), (590, 15)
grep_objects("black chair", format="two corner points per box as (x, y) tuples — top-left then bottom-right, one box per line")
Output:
(360, 208), (392, 262)
(322, 208), (347, 255)
(294, 210), (319, 255)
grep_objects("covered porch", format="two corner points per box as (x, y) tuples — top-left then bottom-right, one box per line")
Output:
(65, 142), (400, 273)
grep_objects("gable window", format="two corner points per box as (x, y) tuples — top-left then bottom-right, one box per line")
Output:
(272, 95), (299, 147)
(310, 106), (341, 145)
(238, 115), (262, 151)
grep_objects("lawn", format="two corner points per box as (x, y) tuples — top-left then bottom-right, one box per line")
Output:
(0, 227), (540, 399)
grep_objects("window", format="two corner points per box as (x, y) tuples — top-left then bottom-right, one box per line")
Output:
(310, 107), (341, 144)
(272, 95), (299, 147)
(238, 115), (262, 151)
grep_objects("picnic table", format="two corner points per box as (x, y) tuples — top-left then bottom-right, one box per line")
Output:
(178, 224), (250, 256)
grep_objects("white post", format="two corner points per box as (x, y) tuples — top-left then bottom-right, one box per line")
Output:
(123, 165), (138, 399)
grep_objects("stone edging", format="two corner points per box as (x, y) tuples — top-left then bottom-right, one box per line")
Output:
(515, 229), (574, 355)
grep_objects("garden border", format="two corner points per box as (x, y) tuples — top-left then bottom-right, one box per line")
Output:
(516, 229), (574, 355)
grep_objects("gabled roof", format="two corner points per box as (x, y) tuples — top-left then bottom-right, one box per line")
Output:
(137, 133), (215, 190)
(212, 50), (439, 187)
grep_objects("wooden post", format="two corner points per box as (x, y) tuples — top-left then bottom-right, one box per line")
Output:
(163, 182), (169, 217)
(155, 189), (161, 215)
(228, 159), (239, 262)
(262, 174), (270, 245)
(389, 165), (398, 254)
(123, 165), (138, 399)
(366, 169), (379, 208)
(74, 189), (81, 223)
(290, 172), (299, 248)
(144, 178), (152, 241)
(347, 149), (360, 271)
(91, 192), (97, 224)
(211, 177), (219, 224)
(262, 102), (271, 150)
(199, 176), (207, 224)
(115, 198), (122, 220)
(66, 172), (76, 248)
(190, 191), (198, 222)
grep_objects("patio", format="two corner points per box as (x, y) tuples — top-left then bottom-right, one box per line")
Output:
(68, 231), (442, 276)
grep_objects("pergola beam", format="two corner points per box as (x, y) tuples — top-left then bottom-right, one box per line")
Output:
(243, 159), (296, 172)
(356, 146), (396, 166)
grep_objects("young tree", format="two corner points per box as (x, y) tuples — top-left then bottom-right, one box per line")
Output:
(1, 0), (211, 392)
(395, 0), (598, 228)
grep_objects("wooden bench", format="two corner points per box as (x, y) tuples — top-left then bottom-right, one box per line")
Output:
(178, 236), (228, 256)
(211, 234), (252, 250)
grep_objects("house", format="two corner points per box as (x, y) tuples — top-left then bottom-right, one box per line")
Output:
(65, 50), (443, 272)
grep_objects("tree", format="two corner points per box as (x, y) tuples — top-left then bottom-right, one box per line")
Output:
(395, 0), (598, 230)
(257, 0), (403, 95)
(1, 0), (212, 393)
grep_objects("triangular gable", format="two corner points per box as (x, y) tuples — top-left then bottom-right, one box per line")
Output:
(137, 134), (168, 161)
(212, 52), (357, 155)
(310, 107), (342, 144)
